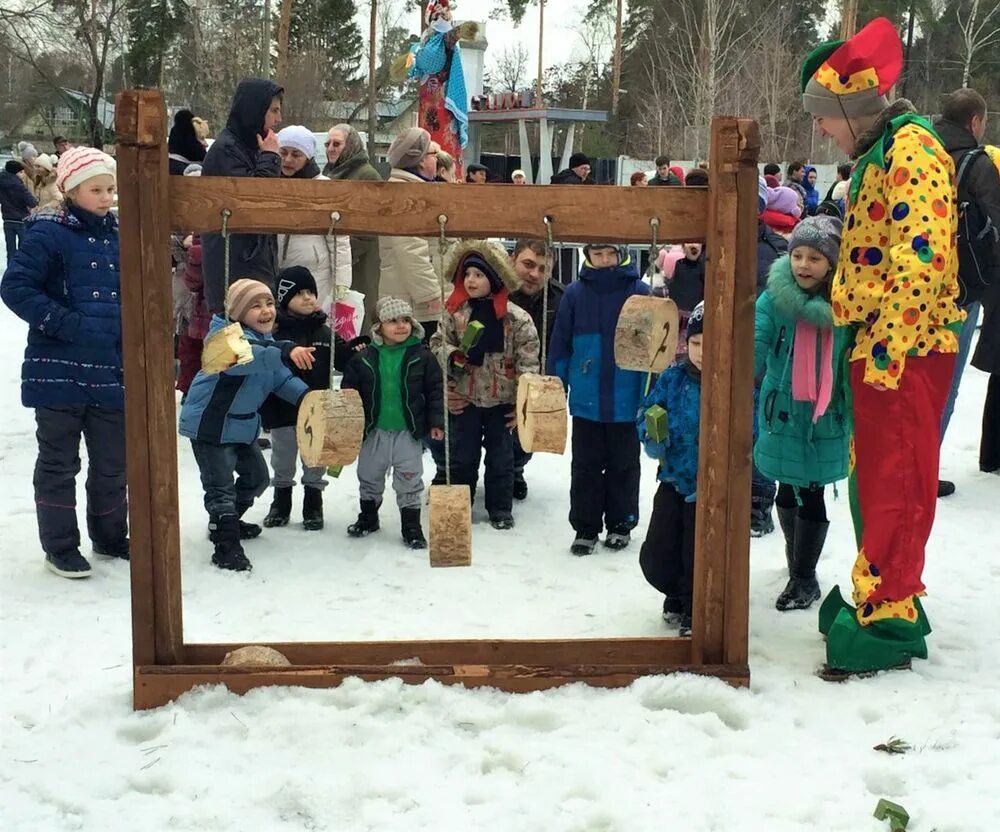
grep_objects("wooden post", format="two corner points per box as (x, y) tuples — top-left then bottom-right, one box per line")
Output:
(115, 91), (185, 672)
(691, 118), (759, 669)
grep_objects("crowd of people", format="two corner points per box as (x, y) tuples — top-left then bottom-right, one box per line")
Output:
(2, 15), (998, 677)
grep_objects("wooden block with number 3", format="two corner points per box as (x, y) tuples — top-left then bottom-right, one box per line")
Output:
(296, 389), (365, 467)
(428, 485), (472, 567)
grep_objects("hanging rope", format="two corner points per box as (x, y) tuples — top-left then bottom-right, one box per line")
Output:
(221, 208), (232, 320)
(645, 216), (661, 281)
(327, 210), (341, 389)
(437, 214), (452, 487)
(542, 215), (556, 375)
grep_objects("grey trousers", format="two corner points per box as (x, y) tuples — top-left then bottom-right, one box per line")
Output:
(357, 428), (424, 509)
(269, 425), (327, 490)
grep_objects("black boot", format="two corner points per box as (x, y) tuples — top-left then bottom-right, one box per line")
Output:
(93, 539), (130, 561)
(347, 499), (380, 537)
(400, 507), (426, 549)
(773, 506), (798, 608)
(513, 475), (528, 501)
(210, 515), (252, 572)
(303, 487), (324, 531)
(776, 517), (828, 611)
(750, 495), (775, 537)
(213, 502), (262, 541)
(263, 487), (293, 528)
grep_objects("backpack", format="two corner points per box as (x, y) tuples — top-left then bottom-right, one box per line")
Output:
(955, 147), (999, 306)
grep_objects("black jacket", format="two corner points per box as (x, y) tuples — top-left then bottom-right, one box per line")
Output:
(669, 255), (705, 313)
(550, 168), (594, 185)
(509, 280), (564, 351)
(934, 118), (1000, 305)
(201, 78), (284, 314)
(0, 170), (38, 221)
(649, 172), (682, 186)
(974, 282), (1000, 374)
(341, 341), (444, 440)
(259, 309), (352, 430)
(757, 221), (788, 297)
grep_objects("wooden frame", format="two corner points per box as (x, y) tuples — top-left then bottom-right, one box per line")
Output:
(116, 90), (760, 710)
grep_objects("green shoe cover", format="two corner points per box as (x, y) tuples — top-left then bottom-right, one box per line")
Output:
(818, 585), (932, 637)
(825, 608), (928, 673)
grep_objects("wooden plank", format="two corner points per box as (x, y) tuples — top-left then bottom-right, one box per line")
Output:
(116, 90), (185, 666)
(134, 663), (750, 709)
(183, 637), (694, 667)
(167, 177), (709, 243)
(691, 118), (750, 667)
(114, 103), (155, 669)
(722, 119), (761, 668)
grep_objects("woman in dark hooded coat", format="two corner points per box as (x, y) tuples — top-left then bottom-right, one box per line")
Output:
(168, 109), (207, 176)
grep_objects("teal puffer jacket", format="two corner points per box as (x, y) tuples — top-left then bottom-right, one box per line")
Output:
(753, 256), (849, 488)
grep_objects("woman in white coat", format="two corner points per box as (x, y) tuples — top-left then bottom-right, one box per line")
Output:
(275, 126), (352, 318)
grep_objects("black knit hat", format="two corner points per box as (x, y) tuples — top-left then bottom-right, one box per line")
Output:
(461, 253), (504, 294)
(276, 266), (318, 311)
(686, 301), (705, 339)
(569, 152), (591, 169)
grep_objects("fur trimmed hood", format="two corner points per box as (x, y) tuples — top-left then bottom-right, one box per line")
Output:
(443, 239), (521, 316)
(766, 255), (833, 329)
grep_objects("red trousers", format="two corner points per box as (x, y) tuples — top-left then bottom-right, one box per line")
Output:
(176, 334), (203, 395)
(850, 353), (955, 604)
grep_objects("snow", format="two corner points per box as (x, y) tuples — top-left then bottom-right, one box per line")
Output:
(2, 245), (1000, 830)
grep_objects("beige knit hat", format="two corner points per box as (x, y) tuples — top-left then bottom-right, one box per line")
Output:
(387, 127), (431, 170)
(227, 279), (274, 323)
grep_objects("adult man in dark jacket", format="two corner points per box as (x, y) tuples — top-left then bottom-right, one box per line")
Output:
(508, 239), (562, 499)
(201, 78), (284, 314)
(933, 87), (1000, 496)
(551, 153), (594, 184)
(648, 155), (682, 186)
(1, 161), (38, 258)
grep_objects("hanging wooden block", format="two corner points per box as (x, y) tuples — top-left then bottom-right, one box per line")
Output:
(296, 389), (365, 467)
(614, 295), (680, 373)
(428, 485), (472, 567)
(221, 645), (291, 667)
(200, 322), (253, 374)
(515, 373), (567, 454)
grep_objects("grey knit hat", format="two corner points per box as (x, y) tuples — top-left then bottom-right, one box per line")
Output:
(387, 127), (431, 170)
(787, 215), (844, 269)
(373, 296), (425, 341)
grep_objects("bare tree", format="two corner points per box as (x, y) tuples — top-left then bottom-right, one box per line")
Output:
(574, 3), (613, 109)
(611, 0), (623, 115)
(493, 43), (529, 91)
(275, 0), (294, 85)
(956, 0), (1000, 86)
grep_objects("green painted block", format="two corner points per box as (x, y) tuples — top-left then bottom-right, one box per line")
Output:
(873, 799), (909, 831)
(645, 405), (668, 444)
(460, 320), (485, 353)
(326, 465), (343, 478)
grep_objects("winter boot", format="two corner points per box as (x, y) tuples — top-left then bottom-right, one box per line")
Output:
(775, 517), (828, 612)
(662, 596), (683, 624)
(604, 526), (632, 550)
(263, 487), (293, 528)
(400, 507), (426, 549)
(678, 613), (693, 637)
(513, 475), (528, 501)
(210, 515), (252, 572)
(93, 539), (130, 561)
(347, 499), (381, 537)
(45, 549), (93, 579)
(571, 534), (599, 556)
(773, 506), (798, 609)
(302, 487), (324, 531)
(750, 495), (775, 537)
(489, 511), (515, 530)
(823, 608), (926, 676)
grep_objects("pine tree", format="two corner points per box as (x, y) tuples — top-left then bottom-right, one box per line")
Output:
(125, 0), (188, 87)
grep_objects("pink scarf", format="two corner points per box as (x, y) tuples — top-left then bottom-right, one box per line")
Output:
(791, 321), (833, 423)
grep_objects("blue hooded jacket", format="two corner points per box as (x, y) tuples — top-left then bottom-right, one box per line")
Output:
(546, 253), (649, 423)
(802, 166), (820, 215)
(637, 362), (701, 500)
(179, 315), (308, 445)
(1, 204), (123, 409)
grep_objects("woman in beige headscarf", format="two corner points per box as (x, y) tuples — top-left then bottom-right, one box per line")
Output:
(32, 154), (62, 210)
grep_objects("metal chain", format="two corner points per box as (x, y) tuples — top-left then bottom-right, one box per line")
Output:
(437, 214), (451, 487)
(221, 208), (232, 319)
(327, 210), (341, 389)
(542, 215), (555, 375)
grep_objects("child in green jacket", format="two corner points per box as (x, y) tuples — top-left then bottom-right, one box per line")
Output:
(754, 215), (849, 612)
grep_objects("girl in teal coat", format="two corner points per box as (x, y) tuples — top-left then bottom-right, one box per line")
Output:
(754, 215), (849, 612)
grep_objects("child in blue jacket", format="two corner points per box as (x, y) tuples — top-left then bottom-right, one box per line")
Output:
(179, 279), (313, 572)
(637, 302), (704, 634)
(1, 147), (128, 579)
(547, 243), (649, 554)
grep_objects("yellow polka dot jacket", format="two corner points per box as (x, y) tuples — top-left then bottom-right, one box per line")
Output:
(834, 101), (965, 390)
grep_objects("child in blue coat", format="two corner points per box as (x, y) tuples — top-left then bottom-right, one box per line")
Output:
(1, 147), (128, 579)
(179, 279), (313, 572)
(547, 244), (649, 554)
(754, 215), (848, 611)
(637, 303), (704, 634)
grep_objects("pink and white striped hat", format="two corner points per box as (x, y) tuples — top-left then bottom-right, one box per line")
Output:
(56, 146), (117, 193)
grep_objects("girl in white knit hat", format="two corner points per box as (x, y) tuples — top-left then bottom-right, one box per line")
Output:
(1, 146), (128, 579)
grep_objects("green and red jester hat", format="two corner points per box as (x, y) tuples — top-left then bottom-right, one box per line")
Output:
(800, 17), (904, 119)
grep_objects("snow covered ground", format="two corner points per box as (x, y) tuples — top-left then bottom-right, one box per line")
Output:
(2, 246), (999, 830)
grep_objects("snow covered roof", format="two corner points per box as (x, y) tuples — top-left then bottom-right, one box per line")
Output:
(59, 88), (115, 129)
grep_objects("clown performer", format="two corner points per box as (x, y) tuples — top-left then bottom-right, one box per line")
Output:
(396, 1), (478, 179)
(801, 18), (965, 677)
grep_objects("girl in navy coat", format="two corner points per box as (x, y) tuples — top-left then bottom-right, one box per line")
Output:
(1, 147), (128, 579)
(179, 279), (312, 572)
